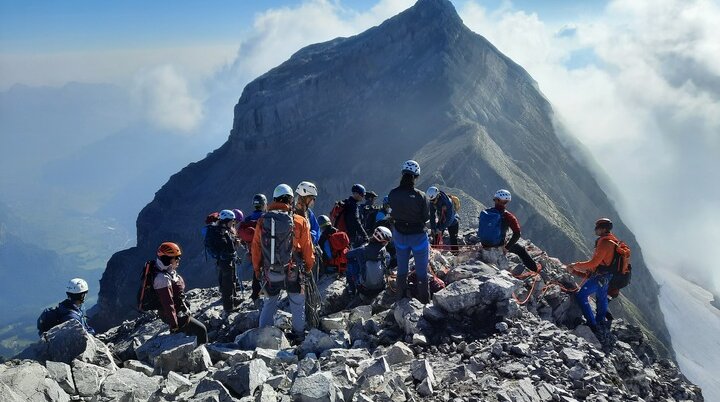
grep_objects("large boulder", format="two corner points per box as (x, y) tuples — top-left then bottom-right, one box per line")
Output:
(214, 358), (271, 397)
(17, 320), (117, 370)
(135, 332), (196, 366)
(393, 298), (426, 335)
(156, 344), (212, 374)
(45, 361), (75, 395)
(0, 360), (70, 402)
(290, 371), (338, 402)
(433, 278), (484, 313)
(301, 329), (350, 355)
(72, 359), (111, 397)
(235, 326), (290, 350)
(100, 367), (163, 400)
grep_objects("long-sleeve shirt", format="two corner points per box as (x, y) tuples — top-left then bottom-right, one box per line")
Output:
(153, 262), (188, 329)
(252, 202), (315, 275)
(492, 205), (522, 248)
(343, 197), (367, 242)
(572, 233), (619, 275)
(56, 299), (95, 335)
(429, 191), (457, 232)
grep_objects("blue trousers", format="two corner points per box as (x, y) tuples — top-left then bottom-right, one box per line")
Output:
(392, 231), (429, 282)
(259, 292), (306, 334)
(576, 273), (612, 327)
(346, 248), (363, 293)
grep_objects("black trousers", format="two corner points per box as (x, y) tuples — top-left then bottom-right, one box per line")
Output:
(217, 259), (237, 310)
(507, 243), (538, 272)
(180, 316), (208, 345)
(448, 220), (459, 250)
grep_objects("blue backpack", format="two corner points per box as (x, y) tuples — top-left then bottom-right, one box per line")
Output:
(37, 305), (63, 335)
(478, 208), (505, 246)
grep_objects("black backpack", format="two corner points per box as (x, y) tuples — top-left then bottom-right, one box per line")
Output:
(137, 260), (162, 312)
(260, 210), (295, 275)
(37, 305), (63, 335)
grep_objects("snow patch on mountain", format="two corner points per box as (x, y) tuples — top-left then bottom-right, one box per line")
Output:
(657, 268), (720, 401)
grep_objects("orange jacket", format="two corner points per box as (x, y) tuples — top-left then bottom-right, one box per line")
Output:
(572, 233), (619, 275)
(252, 202), (315, 276)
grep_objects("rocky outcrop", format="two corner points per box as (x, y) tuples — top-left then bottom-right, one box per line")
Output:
(92, 0), (671, 358)
(3, 240), (703, 400)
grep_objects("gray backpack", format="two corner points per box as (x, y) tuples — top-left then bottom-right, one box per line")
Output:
(359, 248), (387, 292)
(260, 210), (295, 281)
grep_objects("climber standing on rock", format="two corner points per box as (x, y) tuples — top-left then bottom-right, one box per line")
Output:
(252, 184), (315, 342)
(477, 189), (541, 274)
(206, 209), (242, 312)
(388, 160), (431, 304)
(154, 242), (208, 344)
(427, 186), (459, 250)
(238, 194), (268, 305)
(344, 184), (369, 248)
(567, 218), (623, 338)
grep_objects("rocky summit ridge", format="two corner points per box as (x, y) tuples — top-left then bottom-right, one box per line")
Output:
(6, 239), (703, 401)
(92, 0), (671, 359)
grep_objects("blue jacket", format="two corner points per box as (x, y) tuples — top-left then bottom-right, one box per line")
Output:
(308, 208), (320, 245)
(58, 299), (95, 335)
(244, 210), (264, 225)
(429, 191), (457, 232)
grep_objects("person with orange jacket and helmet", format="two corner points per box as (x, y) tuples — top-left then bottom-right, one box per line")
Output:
(154, 242), (208, 344)
(567, 218), (618, 334)
(252, 184), (316, 341)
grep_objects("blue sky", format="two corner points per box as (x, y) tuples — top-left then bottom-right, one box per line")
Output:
(0, 0), (604, 53)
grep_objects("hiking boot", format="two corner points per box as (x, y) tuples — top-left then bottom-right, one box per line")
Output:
(416, 280), (430, 304)
(392, 274), (408, 303)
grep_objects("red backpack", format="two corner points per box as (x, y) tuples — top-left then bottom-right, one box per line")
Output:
(329, 201), (347, 233)
(327, 231), (350, 272)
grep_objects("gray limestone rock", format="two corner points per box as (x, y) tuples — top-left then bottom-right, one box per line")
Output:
(123, 359), (155, 376)
(300, 328), (350, 355)
(385, 341), (414, 365)
(393, 298), (426, 335)
(72, 359), (111, 397)
(135, 332), (196, 366)
(45, 360), (75, 395)
(235, 326), (291, 350)
(433, 278), (484, 313)
(165, 371), (192, 395)
(497, 378), (542, 402)
(411, 359), (436, 384)
(156, 343), (212, 374)
(100, 367), (162, 400)
(0, 360), (70, 402)
(290, 371), (338, 402)
(216, 358), (270, 396)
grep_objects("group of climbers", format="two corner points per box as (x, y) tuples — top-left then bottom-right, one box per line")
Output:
(37, 158), (631, 353)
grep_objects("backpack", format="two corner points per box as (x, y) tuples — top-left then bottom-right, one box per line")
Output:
(330, 201), (347, 233)
(327, 231), (350, 268)
(204, 224), (234, 261)
(600, 239), (632, 293)
(358, 248), (387, 293)
(478, 208), (504, 246)
(37, 306), (63, 335)
(137, 261), (162, 312)
(260, 210), (295, 276)
(449, 194), (461, 213)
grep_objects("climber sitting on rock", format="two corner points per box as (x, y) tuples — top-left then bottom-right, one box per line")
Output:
(154, 242), (208, 344)
(477, 189), (541, 275)
(37, 278), (96, 336)
(346, 226), (393, 298)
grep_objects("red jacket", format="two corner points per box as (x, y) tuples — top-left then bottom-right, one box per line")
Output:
(153, 262), (187, 329)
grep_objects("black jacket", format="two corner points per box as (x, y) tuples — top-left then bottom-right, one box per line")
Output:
(388, 185), (429, 234)
(343, 196), (367, 242)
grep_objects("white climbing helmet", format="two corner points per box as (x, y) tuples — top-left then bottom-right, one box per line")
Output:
(296, 181), (318, 197)
(219, 209), (236, 221)
(273, 184), (294, 199)
(66, 278), (89, 294)
(373, 226), (393, 243)
(427, 186), (440, 201)
(401, 160), (421, 176)
(494, 189), (512, 202)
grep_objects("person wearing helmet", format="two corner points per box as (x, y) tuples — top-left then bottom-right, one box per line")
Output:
(427, 186), (459, 249)
(567, 218), (618, 336)
(318, 214), (350, 275)
(206, 209), (242, 312)
(153, 242), (208, 344)
(477, 190), (540, 275)
(238, 194), (268, 304)
(37, 278), (96, 336)
(295, 181), (321, 245)
(252, 184), (316, 341)
(346, 226), (393, 297)
(342, 184), (369, 247)
(387, 160), (431, 303)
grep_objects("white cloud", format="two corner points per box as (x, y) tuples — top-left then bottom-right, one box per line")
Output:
(133, 65), (204, 133)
